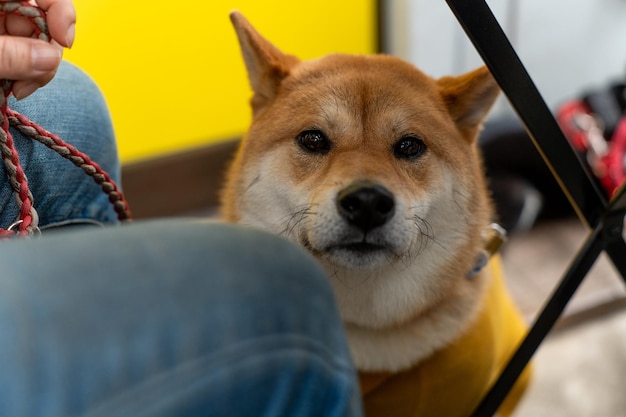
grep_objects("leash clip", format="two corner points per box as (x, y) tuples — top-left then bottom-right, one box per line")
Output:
(6, 220), (41, 238)
(467, 223), (507, 279)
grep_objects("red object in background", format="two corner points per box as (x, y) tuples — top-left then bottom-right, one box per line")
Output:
(557, 100), (626, 197)
(606, 118), (626, 196)
(557, 101), (595, 152)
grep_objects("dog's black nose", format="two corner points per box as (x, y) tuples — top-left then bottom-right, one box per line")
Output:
(337, 181), (395, 232)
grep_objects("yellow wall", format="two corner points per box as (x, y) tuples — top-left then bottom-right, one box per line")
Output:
(64, 1), (377, 163)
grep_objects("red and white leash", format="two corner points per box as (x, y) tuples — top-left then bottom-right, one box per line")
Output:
(0, 1), (130, 238)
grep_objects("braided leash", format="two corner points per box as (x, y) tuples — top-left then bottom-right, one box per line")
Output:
(0, 1), (130, 238)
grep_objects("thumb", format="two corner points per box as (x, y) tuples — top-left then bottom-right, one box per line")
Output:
(0, 37), (62, 81)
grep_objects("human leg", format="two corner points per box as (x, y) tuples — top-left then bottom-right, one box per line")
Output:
(0, 61), (120, 230)
(0, 220), (362, 417)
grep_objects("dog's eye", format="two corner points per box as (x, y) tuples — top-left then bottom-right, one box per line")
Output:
(297, 130), (331, 154)
(393, 136), (426, 160)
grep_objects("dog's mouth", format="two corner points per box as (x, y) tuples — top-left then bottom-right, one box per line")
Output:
(326, 240), (395, 269)
(301, 233), (396, 269)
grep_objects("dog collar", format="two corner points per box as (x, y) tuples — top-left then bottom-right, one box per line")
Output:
(467, 223), (507, 279)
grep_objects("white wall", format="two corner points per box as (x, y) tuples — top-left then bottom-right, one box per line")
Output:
(385, 0), (626, 116)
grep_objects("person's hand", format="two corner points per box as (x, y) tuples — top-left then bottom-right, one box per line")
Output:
(0, 0), (76, 99)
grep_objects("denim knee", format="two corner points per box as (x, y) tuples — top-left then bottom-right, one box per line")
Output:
(0, 61), (120, 229)
(0, 221), (361, 417)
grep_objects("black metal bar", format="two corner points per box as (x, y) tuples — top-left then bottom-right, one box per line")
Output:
(608, 182), (626, 212)
(445, 0), (608, 228)
(607, 241), (626, 286)
(604, 184), (626, 283)
(471, 224), (607, 416)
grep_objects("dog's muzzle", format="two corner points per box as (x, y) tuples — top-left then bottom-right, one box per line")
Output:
(336, 180), (395, 232)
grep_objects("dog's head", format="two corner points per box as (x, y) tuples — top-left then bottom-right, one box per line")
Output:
(222, 12), (500, 331)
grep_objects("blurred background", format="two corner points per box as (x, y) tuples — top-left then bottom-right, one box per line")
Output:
(63, 0), (626, 163)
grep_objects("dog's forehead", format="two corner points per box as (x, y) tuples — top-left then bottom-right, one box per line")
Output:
(282, 55), (453, 138)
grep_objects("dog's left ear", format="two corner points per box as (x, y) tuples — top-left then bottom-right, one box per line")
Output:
(437, 66), (500, 142)
(230, 11), (300, 115)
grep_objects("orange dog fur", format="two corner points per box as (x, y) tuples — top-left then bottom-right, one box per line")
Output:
(221, 11), (531, 417)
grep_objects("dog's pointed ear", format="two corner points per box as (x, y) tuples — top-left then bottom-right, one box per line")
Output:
(230, 11), (300, 113)
(437, 67), (500, 142)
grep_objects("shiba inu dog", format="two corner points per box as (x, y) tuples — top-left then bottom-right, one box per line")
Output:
(221, 11), (531, 417)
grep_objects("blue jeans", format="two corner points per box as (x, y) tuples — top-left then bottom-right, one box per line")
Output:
(1, 61), (120, 230)
(0, 64), (362, 417)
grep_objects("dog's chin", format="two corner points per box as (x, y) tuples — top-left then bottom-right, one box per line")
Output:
(327, 243), (395, 269)
(302, 237), (396, 270)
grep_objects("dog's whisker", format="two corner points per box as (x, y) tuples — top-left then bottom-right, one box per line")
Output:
(279, 204), (318, 238)
(452, 188), (474, 225)
(333, 267), (381, 289)
(244, 175), (261, 193)
(410, 215), (457, 258)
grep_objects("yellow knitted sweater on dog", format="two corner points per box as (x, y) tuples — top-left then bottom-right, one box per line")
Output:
(359, 257), (531, 417)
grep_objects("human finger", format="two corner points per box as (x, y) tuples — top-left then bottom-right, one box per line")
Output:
(12, 70), (55, 99)
(33, 0), (76, 48)
(4, 14), (36, 38)
(0, 36), (61, 85)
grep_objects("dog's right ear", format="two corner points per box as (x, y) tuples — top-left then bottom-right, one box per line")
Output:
(230, 11), (300, 114)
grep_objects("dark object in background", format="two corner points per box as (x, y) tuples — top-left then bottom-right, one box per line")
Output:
(610, 83), (626, 116)
(479, 117), (574, 233)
